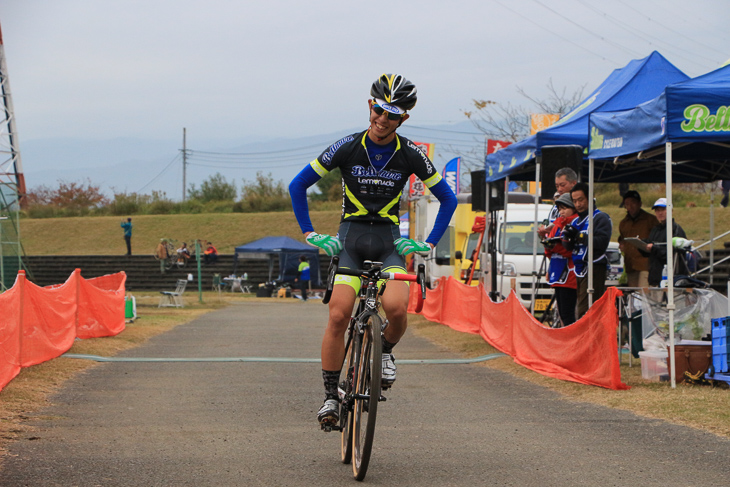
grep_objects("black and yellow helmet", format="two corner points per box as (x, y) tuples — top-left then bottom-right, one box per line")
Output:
(370, 74), (417, 111)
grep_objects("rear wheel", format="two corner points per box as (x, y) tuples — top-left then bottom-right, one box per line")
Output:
(352, 313), (382, 481)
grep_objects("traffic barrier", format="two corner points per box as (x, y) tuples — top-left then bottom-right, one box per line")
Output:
(409, 277), (629, 390)
(0, 269), (126, 391)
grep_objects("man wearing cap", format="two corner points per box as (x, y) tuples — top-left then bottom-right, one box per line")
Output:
(640, 198), (689, 287)
(537, 167), (578, 238)
(617, 190), (658, 288)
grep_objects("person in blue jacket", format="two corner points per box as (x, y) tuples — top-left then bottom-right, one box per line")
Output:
(120, 217), (132, 256)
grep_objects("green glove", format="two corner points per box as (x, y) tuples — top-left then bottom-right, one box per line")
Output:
(306, 232), (343, 256)
(394, 237), (431, 256)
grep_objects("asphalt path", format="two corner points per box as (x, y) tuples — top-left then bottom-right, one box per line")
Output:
(2, 301), (729, 486)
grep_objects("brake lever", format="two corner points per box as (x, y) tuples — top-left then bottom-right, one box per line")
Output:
(417, 264), (426, 300)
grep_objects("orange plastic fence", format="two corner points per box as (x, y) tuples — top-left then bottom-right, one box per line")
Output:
(408, 277), (629, 390)
(0, 270), (126, 391)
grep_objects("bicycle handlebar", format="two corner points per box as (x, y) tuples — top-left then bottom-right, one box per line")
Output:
(322, 257), (426, 307)
(335, 266), (417, 282)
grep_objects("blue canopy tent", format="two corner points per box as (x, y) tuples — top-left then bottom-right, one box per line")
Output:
(588, 63), (730, 181)
(485, 51), (689, 183)
(588, 63), (730, 388)
(234, 236), (321, 287)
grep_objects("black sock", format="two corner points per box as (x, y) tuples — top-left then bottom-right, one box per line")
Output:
(382, 337), (398, 355)
(322, 369), (340, 401)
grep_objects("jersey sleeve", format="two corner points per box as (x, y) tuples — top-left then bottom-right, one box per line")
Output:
(405, 139), (443, 191)
(310, 134), (356, 176)
(288, 164), (322, 234)
(425, 179), (457, 245)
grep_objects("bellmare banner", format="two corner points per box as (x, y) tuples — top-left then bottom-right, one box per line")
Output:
(443, 157), (460, 195)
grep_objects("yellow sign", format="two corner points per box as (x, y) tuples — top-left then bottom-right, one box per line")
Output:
(530, 114), (560, 135)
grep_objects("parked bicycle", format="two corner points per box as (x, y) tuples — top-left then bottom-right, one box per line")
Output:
(153, 238), (179, 271)
(321, 256), (426, 481)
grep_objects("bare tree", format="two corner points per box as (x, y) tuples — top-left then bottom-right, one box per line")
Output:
(464, 79), (586, 142)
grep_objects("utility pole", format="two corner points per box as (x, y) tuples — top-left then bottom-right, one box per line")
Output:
(181, 127), (187, 201)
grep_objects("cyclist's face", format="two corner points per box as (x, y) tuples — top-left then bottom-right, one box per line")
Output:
(368, 100), (408, 143)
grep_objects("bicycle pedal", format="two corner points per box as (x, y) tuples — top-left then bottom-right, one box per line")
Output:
(379, 395), (387, 402)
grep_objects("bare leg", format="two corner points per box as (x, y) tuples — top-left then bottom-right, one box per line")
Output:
(380, 280), (410, 344)
(321, 284), (356, 371)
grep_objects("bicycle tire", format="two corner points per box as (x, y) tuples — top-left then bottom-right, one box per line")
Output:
(352, 313), (382, 481)
(340, 325), (356, 464)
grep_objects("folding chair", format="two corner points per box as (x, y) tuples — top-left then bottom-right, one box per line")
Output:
(159, 279), (187, 308)
(212, 273), (223, 295)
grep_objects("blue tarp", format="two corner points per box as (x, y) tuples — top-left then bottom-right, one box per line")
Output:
(234, 236), (321, 286)
(485, 51), (689, 182)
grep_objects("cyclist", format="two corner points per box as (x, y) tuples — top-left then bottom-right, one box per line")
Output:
(289, 73), (457, 429)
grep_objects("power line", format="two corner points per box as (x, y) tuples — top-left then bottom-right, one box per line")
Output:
(529, 0), (642, 58)
(405, 124), (482, 135)
(642, 0), (730, 47)
(189, 141), (327, 156)
(136, 153), (181, 193)
(491, 0), (621, 65)
(575, 0), (718, 70)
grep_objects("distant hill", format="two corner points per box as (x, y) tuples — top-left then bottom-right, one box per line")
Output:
(20, 122), (484, 199)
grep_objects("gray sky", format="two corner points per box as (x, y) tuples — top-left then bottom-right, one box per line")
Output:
(2, 0), (729, 145)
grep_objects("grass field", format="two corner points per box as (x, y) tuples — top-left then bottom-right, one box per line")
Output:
(17, 204), (730, 256)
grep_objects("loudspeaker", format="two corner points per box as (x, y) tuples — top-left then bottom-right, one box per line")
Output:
(540, 145), (582, 199)
(471, 170), (504, 212)
(471, 170), (485, 211)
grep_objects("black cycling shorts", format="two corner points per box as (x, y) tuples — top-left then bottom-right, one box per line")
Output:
(334, 221), (406, 291)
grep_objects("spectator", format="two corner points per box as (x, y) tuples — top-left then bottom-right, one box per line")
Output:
(618, 182), (629, 208)
(639, 198), (689, 287)
(120, 217), (133, 256)
(617, 190), (659, 288)
(295, 255), (310, 302)
(538, 167), (578, 238)
(563, 182), (613, 318)
(543, 193), (578, 326)
(721, 180), (730, 208)
(203, 241), (218, 265)
(177, 242), (191, 264)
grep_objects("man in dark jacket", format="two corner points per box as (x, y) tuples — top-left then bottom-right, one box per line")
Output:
(618, 190), (659, 288)
(564, 182), (613, 318)
(639, 198), (689, 286)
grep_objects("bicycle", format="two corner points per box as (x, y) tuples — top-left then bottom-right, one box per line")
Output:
(321, 256), (426, 481)
(153, 238), (180, 271)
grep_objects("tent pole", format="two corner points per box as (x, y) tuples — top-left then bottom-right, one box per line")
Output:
(588, 158), (595, 309)
(531, 157), (541, 314)
(710, 189), (715, 286)
(666, 142), (676, 389)
(500, 177), (509, 302)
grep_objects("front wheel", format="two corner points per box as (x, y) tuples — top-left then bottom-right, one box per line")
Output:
(340, 326), (356, 464)
(352, 313), (382, 481)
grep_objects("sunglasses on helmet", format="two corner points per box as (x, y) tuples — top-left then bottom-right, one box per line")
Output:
(372, 103), (406, 121)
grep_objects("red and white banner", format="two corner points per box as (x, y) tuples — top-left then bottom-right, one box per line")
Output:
(487, 139), (512, 154)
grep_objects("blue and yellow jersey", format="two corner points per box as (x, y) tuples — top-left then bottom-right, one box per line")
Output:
(308, 130), (442, 226)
